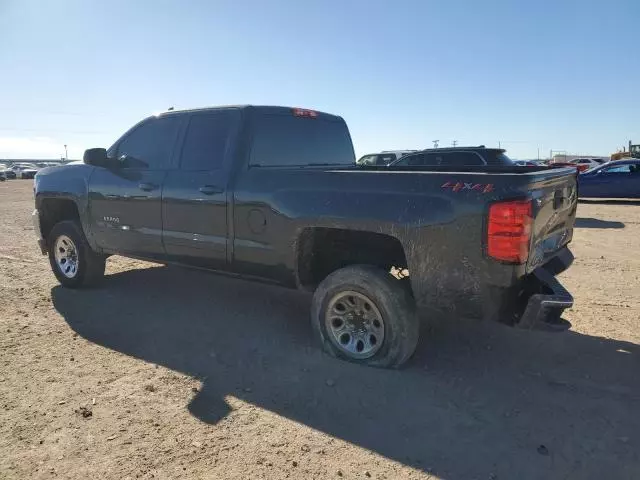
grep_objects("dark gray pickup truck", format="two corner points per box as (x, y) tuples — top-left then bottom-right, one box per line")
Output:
(33, 105), (578, 367)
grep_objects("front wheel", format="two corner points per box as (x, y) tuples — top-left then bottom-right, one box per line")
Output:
(311, 265), (419, 368)
(47, 220), (106, 288)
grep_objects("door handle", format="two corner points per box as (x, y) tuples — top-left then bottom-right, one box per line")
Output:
(199, 185), (223, 195)
(138, 182), (157, 191)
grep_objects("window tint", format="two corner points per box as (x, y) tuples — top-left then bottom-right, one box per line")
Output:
(250, 114), (354, 167)
(491, 152), (513, 165)
(395, 151), (486, 166)
(117, 116), (181, 169)
(447, 152), (485, 166)
(180, 111), (239, 170)
(395, 153), (440, 166)
(376, 154), (397, 165)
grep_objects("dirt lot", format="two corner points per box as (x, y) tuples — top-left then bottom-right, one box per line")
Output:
(1, 180), (639, 480)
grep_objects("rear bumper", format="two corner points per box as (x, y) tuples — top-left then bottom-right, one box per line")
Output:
(482, 247), (574, 331)
(516, 265), (573, 331)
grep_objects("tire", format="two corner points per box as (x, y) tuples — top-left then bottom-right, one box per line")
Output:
(47, 220), (106, 288)
(311, 265), (419, 368)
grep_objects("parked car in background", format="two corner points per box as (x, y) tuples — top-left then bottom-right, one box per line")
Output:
(569, 158), (602, 171)
(390, 147), (514, 167)
(357, 150), (416, 166)
(513, 160), (539, 167)
(578, 159), (640, 198)
(549, 162), (582, 173)
(10, 164), (39, 179)
(0, 171), (6, 181)
(0, 167), (16, 179)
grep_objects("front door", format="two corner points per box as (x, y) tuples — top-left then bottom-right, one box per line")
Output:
(162, 109), (241, 269)
(88, 115), (183, 257)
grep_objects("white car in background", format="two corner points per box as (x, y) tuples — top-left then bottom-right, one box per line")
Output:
(357, 150), (417, 166)
(10, 164), (39, 179)
(569, 158), (604, 171)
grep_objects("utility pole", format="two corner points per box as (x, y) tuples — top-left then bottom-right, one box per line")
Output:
(432, 140), (439, 149)
(452, 140), (458, 147)
(537, 148), (540, 161)
(64, 144), (68, 161)
(498, 141), (501, 149)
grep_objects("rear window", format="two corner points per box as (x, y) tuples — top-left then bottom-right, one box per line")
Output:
(481, 151), (513, 165)
(250, 114), (355, 167)
(395, 151), (486, 166)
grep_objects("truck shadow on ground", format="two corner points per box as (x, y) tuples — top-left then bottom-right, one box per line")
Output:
(574, 217), (625, 229)
(51, 265), (640, 480)
(579, 199), (640, 206)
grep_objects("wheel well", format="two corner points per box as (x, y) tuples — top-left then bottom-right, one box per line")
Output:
(296, 228), (409, 290)
(40, 199), (80, 240)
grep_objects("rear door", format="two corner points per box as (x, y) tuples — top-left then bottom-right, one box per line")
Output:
(601, 163), (639, 198)
(162, 109), (241, 269)
(89, 115), (182, 256)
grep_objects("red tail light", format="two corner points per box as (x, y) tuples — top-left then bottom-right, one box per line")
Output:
(292, 108), (318, 118)
(487, 199), (532, 263)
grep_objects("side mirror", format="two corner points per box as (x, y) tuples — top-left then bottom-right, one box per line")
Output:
(83, 148), (108, 167)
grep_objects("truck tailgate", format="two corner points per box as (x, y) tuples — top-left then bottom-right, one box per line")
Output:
(526, 168), (578, 273)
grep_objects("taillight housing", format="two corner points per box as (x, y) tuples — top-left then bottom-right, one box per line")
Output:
(487, 199), (533, 263)
(292, 108), (318, 118)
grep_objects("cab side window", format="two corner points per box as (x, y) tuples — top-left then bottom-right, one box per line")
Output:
(116, 116), (181, 169)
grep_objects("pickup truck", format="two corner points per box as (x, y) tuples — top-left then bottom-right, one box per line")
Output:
(33, 105), (577, 368)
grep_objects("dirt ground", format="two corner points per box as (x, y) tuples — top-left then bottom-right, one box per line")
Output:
(1, 180), (638, 480)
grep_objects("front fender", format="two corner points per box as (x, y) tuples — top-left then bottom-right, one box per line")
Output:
(34, 164), (95, 248)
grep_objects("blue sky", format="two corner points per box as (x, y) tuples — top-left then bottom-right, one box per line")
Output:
(0, 0), (638, 160)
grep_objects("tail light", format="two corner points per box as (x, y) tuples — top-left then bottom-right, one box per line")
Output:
(292, 108), (318, 118)
(487, 199), (532, 263)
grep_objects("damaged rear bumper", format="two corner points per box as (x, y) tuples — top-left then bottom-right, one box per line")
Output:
(482, 247), (574, 331)
(516, 266), (573, 331)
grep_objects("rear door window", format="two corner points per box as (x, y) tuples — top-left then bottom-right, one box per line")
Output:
(179, 110), (240, 171)
(250, 114), (355, 167)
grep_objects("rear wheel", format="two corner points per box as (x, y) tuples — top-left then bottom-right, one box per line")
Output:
(311, 265), (419, 368)
(47, 220), (105, 288)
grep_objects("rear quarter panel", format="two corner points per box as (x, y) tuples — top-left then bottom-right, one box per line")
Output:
(233, 166), (577, 317)
(232, 169), (486, 308)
